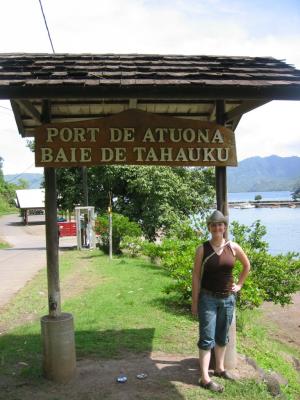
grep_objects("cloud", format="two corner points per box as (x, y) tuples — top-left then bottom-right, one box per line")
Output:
(0, 0), (299, 173)
(0, 101), (41, 174)
(235, 101), (300, 160)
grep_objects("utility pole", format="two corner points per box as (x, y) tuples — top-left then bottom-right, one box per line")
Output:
(108, 191), (113, 260)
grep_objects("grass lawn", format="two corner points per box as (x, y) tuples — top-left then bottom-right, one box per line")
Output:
(0, 250), (299, 399)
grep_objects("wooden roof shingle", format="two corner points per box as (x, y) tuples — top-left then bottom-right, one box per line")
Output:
(0, 53), (299, 100)
(1, 53), (300, 137)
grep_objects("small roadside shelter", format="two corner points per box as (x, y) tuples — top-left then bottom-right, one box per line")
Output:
(0, 53), (300, 382)
(15, 188), (45, 224)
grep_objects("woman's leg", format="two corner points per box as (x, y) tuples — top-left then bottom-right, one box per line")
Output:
(215, 294), (235, 372)
(198, 293), (217, 383)
(199, 349), (211, 383)
(214, 344), (226, 373)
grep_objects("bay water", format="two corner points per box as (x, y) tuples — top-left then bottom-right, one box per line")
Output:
(227, 191), (299, 255)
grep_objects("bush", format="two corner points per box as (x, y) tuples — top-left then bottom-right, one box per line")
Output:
(142, 217), (207, 304)
(95, 213), (142, 254)
(120, 236), (144, 257)
(231, 220), (300, 308)
(142, 218), (300, 310)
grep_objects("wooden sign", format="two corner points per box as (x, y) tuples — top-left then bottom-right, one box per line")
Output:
(34, 109), (237, 167)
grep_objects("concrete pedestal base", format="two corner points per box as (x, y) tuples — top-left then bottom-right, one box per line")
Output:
(209, 310), (237, 370)
(224, 310), (237, 369)
(41, 313), (76, 383)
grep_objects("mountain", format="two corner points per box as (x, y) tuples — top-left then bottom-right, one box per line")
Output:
(4, 173), (43, 189)
(4, 155), (300, 192)
(228, 155), (300, 192)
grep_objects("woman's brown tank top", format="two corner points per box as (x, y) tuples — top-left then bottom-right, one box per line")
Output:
(201, 241), (235, 293)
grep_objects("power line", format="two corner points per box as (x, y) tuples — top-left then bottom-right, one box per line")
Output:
(4, 164), (35, 183)
(38, 0), (55, 53)
(0, 105), (12, 112)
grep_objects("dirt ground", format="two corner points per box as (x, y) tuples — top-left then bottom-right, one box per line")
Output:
(0, 215), (299, 399)
(261, 292), (300, 348)
(1, 296), (299, 400)
(0, 352), (261, 400)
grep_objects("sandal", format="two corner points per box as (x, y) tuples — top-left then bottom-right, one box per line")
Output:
(199, 379), (224, 392)
(214, 370), (236, 381)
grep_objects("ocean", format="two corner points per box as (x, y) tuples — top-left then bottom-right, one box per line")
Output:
(228, 191), (292, 202)
(227, 191), (299, 255)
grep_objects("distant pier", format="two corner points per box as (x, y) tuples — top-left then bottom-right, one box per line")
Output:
(229, 200), (300, 208)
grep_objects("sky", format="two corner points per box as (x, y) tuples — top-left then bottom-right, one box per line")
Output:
(0, 0), (299, 175)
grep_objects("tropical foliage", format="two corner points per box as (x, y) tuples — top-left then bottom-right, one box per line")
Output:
(95, 212), (142, 254)
(56, 166), (215, 240)
(292, 182), (300, 201)
(0, 157), (28, 214)
(137, 219), (300, 310)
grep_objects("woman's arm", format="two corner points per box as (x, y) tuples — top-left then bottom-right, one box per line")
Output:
(231, 243), (251, 293)
(191, 245), (204, 316)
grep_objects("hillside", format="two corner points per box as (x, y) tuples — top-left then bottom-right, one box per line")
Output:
(3, 156), (300, 193)
(228, 155), (300, 192)
(4, 173), (43, 189)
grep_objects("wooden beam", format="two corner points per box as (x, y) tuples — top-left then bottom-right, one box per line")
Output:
(231, 115), (242, 131)
(1, 85), (300, 101)
(10, 100), (26, 137)
(42, 99), (51, 123)
(129, 98), (137, 108)
(209, 103), (216, 121)
(16, 100), (42, 124)
(224, 100), (270, 122)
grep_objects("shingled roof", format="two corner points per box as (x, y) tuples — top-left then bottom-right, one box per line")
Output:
(0, 53), (299, 137)
(1, 53), (300, 98)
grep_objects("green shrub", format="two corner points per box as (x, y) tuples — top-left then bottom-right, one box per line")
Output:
(95, 212), (142, 254)
(231, 221), (300, 308)
(142, 218), (300, 310)
(120, 235), (144, 257)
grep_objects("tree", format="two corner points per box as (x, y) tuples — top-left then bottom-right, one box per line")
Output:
(0, 157), (19, 212)
(56, 166), (215, 240)
(17, 178), (29, 189)
(254, 194), (262, 201)
(95, 212), (142, 254)
(0, 157), (4, 182)
(56, 168), (84, 213)
(292, 183), (300, 201)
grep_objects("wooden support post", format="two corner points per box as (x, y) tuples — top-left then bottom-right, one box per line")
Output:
(23, 209), (28, 225)
(215, 99), (236, 370)
(82, 167), (88, 206)
(41, 102), (76, 383)
(44, 167), (61, 316)
(215, 100), (228, 223)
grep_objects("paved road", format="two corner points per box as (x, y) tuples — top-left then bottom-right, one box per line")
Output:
(0, 213), (75, 307)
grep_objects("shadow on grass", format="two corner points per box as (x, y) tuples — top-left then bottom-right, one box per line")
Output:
(3, 247), (46, 251)
(59, 245), (78, 252)
(80, 252), (170, 275)
(8, 221), (45, 227)
(0, 328), (190, 399)
(150, 295), (193, 319)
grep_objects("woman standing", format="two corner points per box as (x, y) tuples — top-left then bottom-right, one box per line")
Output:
(192, 210), (250, 393)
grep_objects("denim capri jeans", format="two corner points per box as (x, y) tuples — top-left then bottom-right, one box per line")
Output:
(197, 291), (235, 350)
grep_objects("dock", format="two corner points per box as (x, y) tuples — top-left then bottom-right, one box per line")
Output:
(229, 200), (300, 208)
